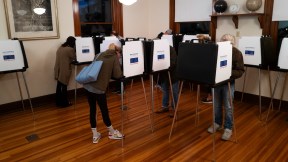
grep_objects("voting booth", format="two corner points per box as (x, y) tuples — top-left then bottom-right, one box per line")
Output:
(121, 40), (153, 139)
(182, 35), (198, 42)
(0, 40), (28, 73)
(0, 39), (33, 116)
(277, 38), (288, 70)
(75, 37), (95, 63)
(122, 41), (145, 78)
(100, 36), (122, 52)
(169, 41), (235, 157)
(264, 38), (288, 123)
(161, 35), (173, 47)
(238, 36), (262, 67)
(176, 41), (232, 85)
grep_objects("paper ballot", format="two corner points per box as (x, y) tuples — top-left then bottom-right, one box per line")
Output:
(122, 41), (144, 78)
(278, 38), (288, 70)
(0, 40), (25, 72)
(152, 39), (170, 72)
(215, 41), (232, 83)
(100, 37), (121, 52)
(75, 37), (95, 63)
(238, 36), (261, 66)
(161, 35), (173, 47)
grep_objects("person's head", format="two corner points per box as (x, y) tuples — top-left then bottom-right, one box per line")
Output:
(108, 43), (121, 52)
(62, 36), (76, 48)
(220, 34), (235, 46)
(197, 34), (211, 43)
(164, 29), (173, 35)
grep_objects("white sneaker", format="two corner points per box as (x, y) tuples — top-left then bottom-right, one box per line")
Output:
(109, 129), (124, 140)
(92, 132), (101, 144)
(221, 129), (232, 141)
(207, 123), (222, 133)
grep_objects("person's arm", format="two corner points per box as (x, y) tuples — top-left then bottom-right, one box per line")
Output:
(231, 47), (245, 80)
(112, 55), (123, 79)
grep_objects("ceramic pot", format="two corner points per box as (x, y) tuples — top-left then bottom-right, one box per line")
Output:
(246, 0), (262, 12)
(214, 0), (228, 13)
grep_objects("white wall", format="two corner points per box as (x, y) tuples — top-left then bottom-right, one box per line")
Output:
(123, 0), (169, 39)
(0, 0), (75, 105)
(0, 0), (287, 105)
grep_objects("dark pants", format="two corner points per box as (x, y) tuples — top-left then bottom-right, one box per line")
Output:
(86, 90), (112, 128)
(56, 81), (70, 107)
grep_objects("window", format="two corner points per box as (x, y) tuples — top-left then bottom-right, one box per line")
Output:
(179, 22), (210, 35)
(73, 0), (123, 37)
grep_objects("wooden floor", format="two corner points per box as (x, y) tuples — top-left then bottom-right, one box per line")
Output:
(1, 79), (288, 162)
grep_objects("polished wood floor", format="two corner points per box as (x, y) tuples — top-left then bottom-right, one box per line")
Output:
(1, 79), (288, 161)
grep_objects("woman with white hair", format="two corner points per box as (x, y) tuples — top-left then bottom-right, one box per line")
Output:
(207, 34), (245, 140)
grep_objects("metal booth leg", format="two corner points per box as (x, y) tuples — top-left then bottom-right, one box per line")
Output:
(141, 77), (154, 132)
(169, 81), (184, 142)
(241, 66), (248, 102)
(16, 72), (25, 111)
(278, 72), (287, 110)
(258, 68), (262, 120)
(228, 82), (238, 143)
(265, 72), (281, 124)
(21, 72), (34, 120)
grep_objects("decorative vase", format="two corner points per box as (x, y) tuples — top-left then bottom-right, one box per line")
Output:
(214, 0), (228, 14)
(246, 0), (262, 12)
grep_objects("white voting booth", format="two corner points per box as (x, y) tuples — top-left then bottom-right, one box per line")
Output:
(121, 40), (153, 142)
(238, 36), (262, 66)
(161, 35), (173, 47)
(100, 37), (121, 52)
(0, 39), (33, 116)
(215, 41), (232, 83)
(182, 35), (198, 42)
(152, 39), (170, 72)
(75, 37), (95, 63)
(278, 38), (288, 70)
(122, 41), (144, 78)
(0, 40), (26, 72)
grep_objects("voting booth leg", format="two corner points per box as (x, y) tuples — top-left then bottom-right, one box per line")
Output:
(121, 81), (125, 147)
(258, 69), (263, 121)
(228, 82), (238, 143)
(168, 71), (176, 118)
(278, 72), (287, 110)
(265, 72), (281, 124)
(211, 88), (216, 162)
(150, 74), (155, 116)
(21, 72), (34, 119)
(16, 72), (25, 111)
(141, 77), (154, 132)
(268, 67), (274, 110)
(169, 81), (184, 142)
(74, 65), (77, 110)
(195, 85), (200, 126)
(241, 66), (248, 102)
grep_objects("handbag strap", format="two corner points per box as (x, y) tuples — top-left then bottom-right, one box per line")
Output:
(94, 52), (102, 61)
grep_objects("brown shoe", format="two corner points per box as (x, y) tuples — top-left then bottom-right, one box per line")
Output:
(155, 108), (169, 113)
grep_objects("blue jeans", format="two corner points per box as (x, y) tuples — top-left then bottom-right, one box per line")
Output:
(214, 82), (235, 130)
(161, 80), (179, 109)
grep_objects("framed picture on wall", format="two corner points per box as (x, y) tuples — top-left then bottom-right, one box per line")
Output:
(4, 0), (59, 40)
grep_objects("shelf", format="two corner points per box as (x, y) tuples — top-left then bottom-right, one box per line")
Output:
(210, 13), (264, 29)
